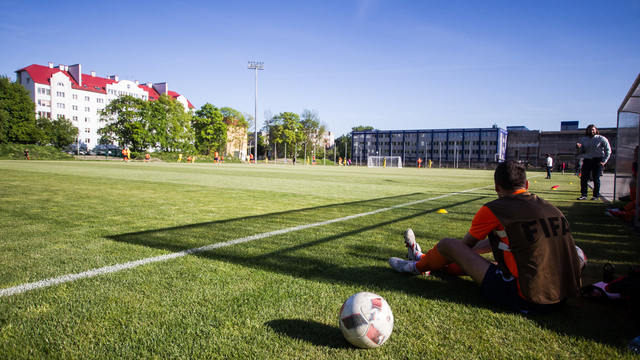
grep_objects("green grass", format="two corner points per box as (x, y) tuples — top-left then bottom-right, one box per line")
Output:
(0, 161), (638, 359)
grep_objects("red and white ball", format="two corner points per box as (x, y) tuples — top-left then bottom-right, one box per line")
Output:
(338, 292), (394, 348)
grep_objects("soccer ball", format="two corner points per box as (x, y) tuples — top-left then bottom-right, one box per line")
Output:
(338, 292), (394, 349)
(575, 245), (587, 272)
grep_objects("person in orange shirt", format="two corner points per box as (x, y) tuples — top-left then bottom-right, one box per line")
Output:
(389, 160), (582, 314)
(145, 153), (150, 162)
(417, 157), (422, 168)
(122, 148), (128, 162)
(220, 155), (224, 163)
(187, 156), (192, 163)
(249, 153), (254, 164)
(312, 155), (316, 165)
(214, 151), (219, 164)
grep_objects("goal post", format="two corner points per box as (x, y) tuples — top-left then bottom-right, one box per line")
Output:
(367, 156), (402, 168)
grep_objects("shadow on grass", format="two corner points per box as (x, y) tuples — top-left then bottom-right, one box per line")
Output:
(265, 319), (350, 349)
(108, 191), (639, 349)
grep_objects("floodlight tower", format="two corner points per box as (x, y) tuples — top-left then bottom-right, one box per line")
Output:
(247, 61), (264, 163)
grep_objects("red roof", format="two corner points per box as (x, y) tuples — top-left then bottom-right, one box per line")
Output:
(16, 63), (193, 107)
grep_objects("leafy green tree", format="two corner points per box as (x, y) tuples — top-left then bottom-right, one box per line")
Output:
(335, 133), (351, 160)
(270, 112), (303, 158)
(192, 103), (227, 155)
(149, 94), (193, 153)
(38, 116), (78, 149)
(0, 75), (40, 144)
(97, 95), (151, 153)
(351, 125), (375, 132)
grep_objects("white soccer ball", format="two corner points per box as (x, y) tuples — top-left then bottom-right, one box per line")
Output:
(575, 245), (587, 272)
(338, 292), (394, 349)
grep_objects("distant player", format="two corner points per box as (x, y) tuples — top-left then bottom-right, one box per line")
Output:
(145, 153), (150, 162)
(24, 149), (30, 160)
(122, 148), (128, 162)
(187, 156), (192, 163)
(249, 153), (254, 164)
(383, 157), (386, 168)
(220, 155), (224, 163)
(312, 155), (316, 165)
(417, 157), (422, 168)
(339, 157), (343, 166)
(178, 153), (182, 163)
(428, 159), (432, 168)
(214, 151), (219, 164)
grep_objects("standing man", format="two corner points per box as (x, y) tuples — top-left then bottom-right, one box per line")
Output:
(24, 149), (30, 160)
(389, 160), (582, 314)
(428, 159), (432, 169)
(546, 154), (553, 179)
(418, 157), (422, 169)
(576, 124), (611, 201)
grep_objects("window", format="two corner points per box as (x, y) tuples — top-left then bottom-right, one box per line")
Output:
(38, 99), (51, 107)
(56, 91), (65, 97)
(85, 139), (90, 144)
(85, 107), (90, 112)
(73, 94), (78, 100)
(85, 128), (90, 133)
(26, 78), (30, 84)
(85, 96), (90, 101)
(97, 98), (104, 103)
(57, 82), (64, 87)
(72, 116), (78, 121)
(57, 114), (64, 119)
(37, 87), (50, 95)
(85, 117), (90, 122)
(57, 103), (65, 109)
(72, 105), (78, 110)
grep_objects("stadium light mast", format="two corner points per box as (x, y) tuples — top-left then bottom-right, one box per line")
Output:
(247, 61), (264, 164)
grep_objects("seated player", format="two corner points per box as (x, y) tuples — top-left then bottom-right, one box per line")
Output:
(389, 160), (582, 314)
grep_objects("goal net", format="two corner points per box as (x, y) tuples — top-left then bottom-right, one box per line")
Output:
(367, 156), (402, 168)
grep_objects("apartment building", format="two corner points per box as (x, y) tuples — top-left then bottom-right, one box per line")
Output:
(15, 62), (193, 147)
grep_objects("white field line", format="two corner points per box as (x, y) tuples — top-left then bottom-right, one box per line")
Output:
(1, 185), (493, 298)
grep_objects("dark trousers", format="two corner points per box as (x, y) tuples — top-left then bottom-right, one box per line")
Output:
(546, 166), (552, 178)
(581, 158), (603, 197)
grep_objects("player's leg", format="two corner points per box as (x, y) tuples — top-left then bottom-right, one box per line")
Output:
(436, 238), (491, 286)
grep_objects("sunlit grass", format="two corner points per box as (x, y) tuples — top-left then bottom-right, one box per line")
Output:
(0, 162), (638, 359)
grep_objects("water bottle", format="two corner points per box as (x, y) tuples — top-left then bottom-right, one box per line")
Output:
(629, 335), (640, 355)
(603, 263), (615, 283)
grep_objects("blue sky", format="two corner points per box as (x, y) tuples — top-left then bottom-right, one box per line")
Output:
(1, 0), (639, 137)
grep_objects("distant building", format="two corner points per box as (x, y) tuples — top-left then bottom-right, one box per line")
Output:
(15, 62), (193, 147)
(560, 121), (579, 131)
(351, 126), (508, 167)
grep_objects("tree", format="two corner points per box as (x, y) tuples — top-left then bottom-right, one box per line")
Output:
(335, 133), (352, 160)
(97, 95), (151, 153)
(192, 103), (227, 155)
(352, 125), (375, 132)
(0, 75), (40, 144)
(270, 112), (303, 158)
(38, 116), (78, 149)
(149, 94), (193, 153)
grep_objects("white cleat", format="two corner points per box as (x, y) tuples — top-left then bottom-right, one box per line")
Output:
(404, 228), (423, 261)
(388, 257), (428, 275)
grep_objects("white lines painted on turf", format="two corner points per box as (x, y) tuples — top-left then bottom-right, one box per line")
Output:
(0, 185), (493, 297)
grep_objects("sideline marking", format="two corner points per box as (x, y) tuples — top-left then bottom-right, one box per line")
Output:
(1, 185), (493, 297)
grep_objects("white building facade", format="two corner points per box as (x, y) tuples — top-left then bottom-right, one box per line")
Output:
(15, 62), (193, 147)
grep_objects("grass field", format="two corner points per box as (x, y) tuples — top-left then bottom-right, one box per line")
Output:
(1, 160), (639, 359)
